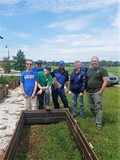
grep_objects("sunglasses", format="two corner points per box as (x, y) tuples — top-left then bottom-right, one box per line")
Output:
(26, 63), (32, 65)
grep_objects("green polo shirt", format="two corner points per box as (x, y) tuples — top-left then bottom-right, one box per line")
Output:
(38, 71), (52, 87)
(86, 66), (108, 93)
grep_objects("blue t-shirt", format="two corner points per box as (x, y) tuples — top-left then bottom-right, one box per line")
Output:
(20, 71), (37, 96)
(32, 66), (44, 73)
(51, 68), (69, 92)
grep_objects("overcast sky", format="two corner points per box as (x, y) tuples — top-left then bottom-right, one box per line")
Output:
(0, 0), (120, 62)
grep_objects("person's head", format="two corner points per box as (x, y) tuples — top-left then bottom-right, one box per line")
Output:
(59, 60), (65, 71)
(74, 60), (80, 71)
(91, 56), (99, 68)
(44, 66), (51, 75)
(35, 60), (42, 69)
(26, 59), (33, 71)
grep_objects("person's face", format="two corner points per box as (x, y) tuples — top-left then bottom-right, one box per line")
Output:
(36, 64), (42, 69)
(74, 62), (80, 70)
(26, 61), (33, 70)
(44, 69), (50, 75)
(91, 58), (99, 68)
(59, 65), (64, 71)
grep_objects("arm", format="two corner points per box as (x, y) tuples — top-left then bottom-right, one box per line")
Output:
(20, 82), (25, 94)
(20, 82), (27, 97)
(65, 81), (69, 93)
(79, 72), (87, 96)
(99, 76), (108, 94)
(31, 81), (38, 98)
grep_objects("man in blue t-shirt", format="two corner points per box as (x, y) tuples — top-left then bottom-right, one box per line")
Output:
(20, 59), (38, 110)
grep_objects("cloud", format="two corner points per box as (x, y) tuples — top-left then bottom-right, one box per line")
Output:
(15, 27), (119, 62)
(13, 32), (33, 39)
(0, 0), (20, 5)
(112, 12), (120, 28)
(0, 0), (118, 16)
(47, 15), (94, 31)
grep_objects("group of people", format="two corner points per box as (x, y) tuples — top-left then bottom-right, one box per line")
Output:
(20, 56), (108, 129)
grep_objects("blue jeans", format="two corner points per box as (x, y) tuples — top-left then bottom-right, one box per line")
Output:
(38, 89), (50, 109)
(86, 91), (102, 127)
(52, 90), (69, 109)
(72, 92), (85, 117)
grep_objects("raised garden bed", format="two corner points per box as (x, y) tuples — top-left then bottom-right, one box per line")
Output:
(3, 109), (99, 160)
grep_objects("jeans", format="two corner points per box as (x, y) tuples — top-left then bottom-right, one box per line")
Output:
(37, 89), (50, 109)
(72, 92), (85, 117)
(86, 91), (103, 126)
(52, 90), (69, 109)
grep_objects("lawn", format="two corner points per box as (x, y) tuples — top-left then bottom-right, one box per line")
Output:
(15, 86), (120, 160)
(67, 86), (120, 160)
(2, 66), (120, 159)
(15, 122), (81, 160)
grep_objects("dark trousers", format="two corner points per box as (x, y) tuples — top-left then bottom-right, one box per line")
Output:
(52, 90), (69, 109)
(37, 92), (44, 109)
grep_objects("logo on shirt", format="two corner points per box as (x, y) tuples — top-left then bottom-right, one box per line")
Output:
(24, 75), (35, 79)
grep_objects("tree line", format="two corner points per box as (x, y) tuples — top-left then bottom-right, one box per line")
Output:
(1, 49), (120, 73)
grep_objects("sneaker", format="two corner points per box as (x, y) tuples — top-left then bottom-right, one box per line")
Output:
(96, 125), (102, 130)
(80, 115), (85, 119)
(45, 106), (51, 111)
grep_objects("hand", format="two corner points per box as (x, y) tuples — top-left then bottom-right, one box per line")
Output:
(68, 91), (72, 95)
(42, 87), (46, 90)
(31, 93), (35, 98)
(22, 93), (27, 98)
(79, 92), (83, 96)
(37, 90), (42, 95)
(24, 94), (28, 98)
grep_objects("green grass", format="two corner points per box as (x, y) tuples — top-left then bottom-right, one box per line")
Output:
(66, 86), (120, 160)
(3, 66), (120, 159)
(105, 67), (120, 79)
(15, 86), (120, 160)
(15, 122), (81, 160)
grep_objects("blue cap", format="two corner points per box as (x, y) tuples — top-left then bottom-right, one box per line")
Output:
(59, 60), (65, 66)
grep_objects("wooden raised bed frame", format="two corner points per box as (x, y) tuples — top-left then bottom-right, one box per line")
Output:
(3, 109), (99, 160)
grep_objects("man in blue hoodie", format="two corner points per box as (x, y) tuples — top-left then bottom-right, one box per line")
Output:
(69, 60), (87, 118)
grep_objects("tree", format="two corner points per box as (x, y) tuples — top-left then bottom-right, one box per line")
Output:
(2, 57), (11, 73)
(12, 49), (26, 72)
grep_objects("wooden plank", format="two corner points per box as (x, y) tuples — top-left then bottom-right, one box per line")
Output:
(3, 112), (25, 160)
(24, 109), (67, 119)
(66, 111), (99, 160)
(24, 117), (66, 124)
(3, 110), (99, 160)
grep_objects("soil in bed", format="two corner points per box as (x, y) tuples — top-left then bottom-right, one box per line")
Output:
(14, 121), (81, 160)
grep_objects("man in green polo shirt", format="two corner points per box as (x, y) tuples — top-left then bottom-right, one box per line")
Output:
(37, 66), (52, 110)
(86, 56), (108, 130)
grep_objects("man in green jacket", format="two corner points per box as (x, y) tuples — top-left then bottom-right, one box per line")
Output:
(37, 66), (52, 110)
(86, 56), (108, 130)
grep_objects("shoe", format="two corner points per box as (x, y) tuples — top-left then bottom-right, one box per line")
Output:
(45, 106), (51, 111)
(80, 115), (85, 119)
(96, 125), (102, 130)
